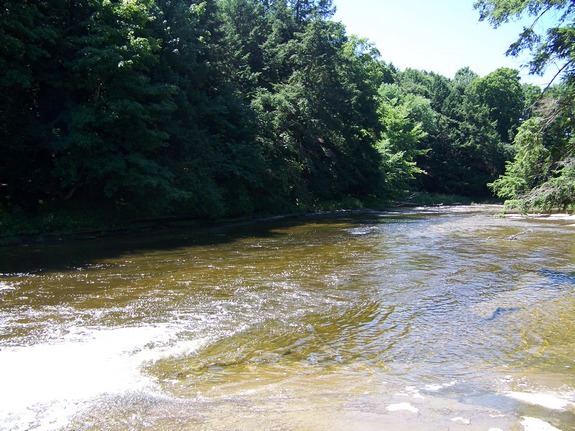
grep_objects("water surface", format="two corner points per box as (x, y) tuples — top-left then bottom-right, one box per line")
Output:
(1, 205), (574, 430)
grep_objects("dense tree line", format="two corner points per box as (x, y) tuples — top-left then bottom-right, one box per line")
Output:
(476, 0), (575, 212)
(0, 0), (570, 235)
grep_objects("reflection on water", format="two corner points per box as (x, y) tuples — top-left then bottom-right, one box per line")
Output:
(0, 205), (574, 430)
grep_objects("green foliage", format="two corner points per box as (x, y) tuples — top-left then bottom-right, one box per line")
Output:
(52, 0), (189, 212)
(376, 83), (429, 197)
(251, 15), (383, 204)
(475, 0), (575, 81)
(489, 117), (548, 200)
(0, 1), (60, 201)
(528, 158), (575, 212)
(471, 68), (524, 142)
(477, 0), (575, 211)
(218, 0), (268, 96)
(489, 89), (575, 212)
(1, 0), (551, 238)
(398, 67), (516, 197)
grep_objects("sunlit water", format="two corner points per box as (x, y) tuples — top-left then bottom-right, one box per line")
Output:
(1, 205), (574, 430)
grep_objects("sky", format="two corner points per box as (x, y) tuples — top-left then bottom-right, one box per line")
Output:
(332, 0), (561, 87)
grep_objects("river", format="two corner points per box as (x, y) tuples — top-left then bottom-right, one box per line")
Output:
(0, 205), (574, 430)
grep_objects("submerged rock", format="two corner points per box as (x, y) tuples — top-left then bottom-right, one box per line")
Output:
(486, 307), (521, 321)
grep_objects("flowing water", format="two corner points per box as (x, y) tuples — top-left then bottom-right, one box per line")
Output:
(1, 205), (574, 431)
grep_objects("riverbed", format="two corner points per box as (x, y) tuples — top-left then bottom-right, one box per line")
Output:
(1, 205), (574, 430)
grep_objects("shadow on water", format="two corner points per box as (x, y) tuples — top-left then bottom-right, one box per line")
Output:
(0, 222), (282, 275)
(539, 268), (575, 285)
(0, 209), (417, 275)
(484, 306), (522, 321)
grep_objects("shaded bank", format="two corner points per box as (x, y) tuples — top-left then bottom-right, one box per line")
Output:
(0, 193), (485, 246)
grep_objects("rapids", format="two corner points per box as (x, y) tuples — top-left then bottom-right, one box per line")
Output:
(0, 205), (574, 430)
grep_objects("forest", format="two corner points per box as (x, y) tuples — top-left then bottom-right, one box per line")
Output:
(1, 0), (574, 238)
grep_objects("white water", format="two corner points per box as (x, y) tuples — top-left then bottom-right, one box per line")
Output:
(0, 325), (206, 431)
(1, 206), (574, 430)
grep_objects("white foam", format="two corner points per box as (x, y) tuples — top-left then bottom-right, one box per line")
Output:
(0, 280), (17, 291)
(423, 380), (457, 392)
(521, 417), (562, 431)
(386, 402), (419, 413)
(0, 324), (207, 430)
(451, 417), (471, 425)
(404, 386), (425, 399)
(506, 213), (575, 221)
(507, 391), (575, 411)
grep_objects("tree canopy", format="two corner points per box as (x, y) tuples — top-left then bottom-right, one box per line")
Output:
(0, 0), (569, 236)
(476, 0), (575, 211)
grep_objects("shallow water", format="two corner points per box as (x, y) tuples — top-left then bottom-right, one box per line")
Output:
(1, 205), (574, 430)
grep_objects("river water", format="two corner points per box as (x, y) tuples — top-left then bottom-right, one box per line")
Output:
(0, 205), (574, 431)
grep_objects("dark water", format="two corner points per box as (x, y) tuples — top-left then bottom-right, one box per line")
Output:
(1, 205), (574, 430)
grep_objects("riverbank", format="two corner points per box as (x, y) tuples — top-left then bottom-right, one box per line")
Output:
(0, 193), (484, 246)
